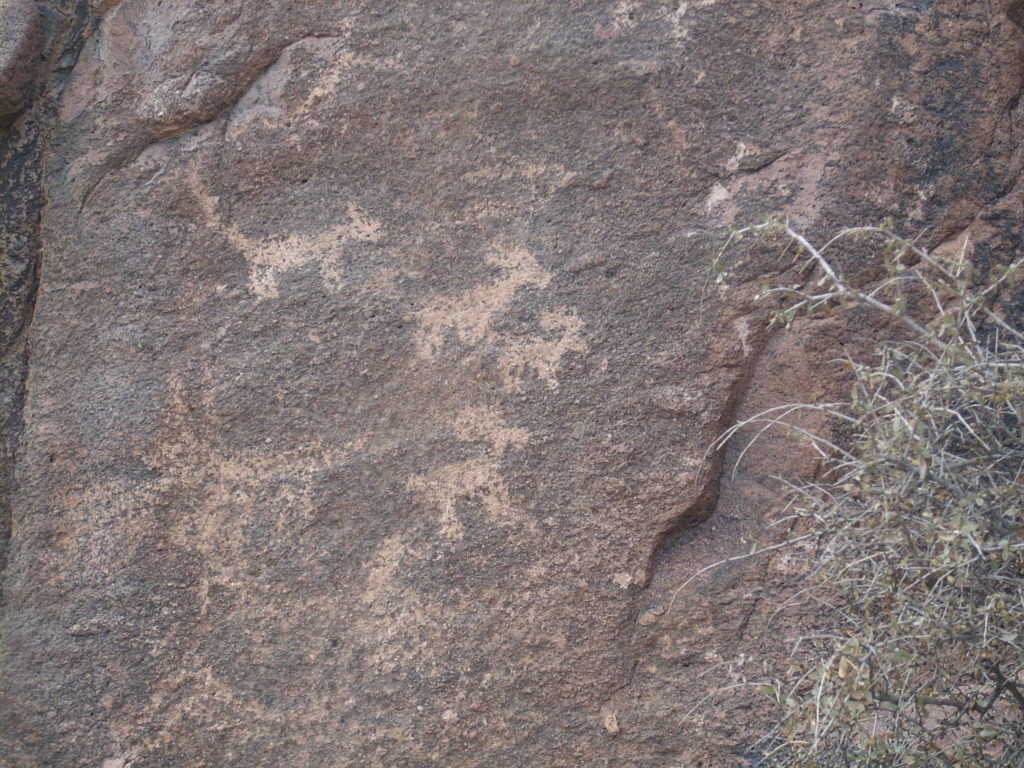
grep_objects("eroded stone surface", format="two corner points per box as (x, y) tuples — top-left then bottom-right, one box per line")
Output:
(0, 0), (41, 120)
(2, 2), (1024, 767)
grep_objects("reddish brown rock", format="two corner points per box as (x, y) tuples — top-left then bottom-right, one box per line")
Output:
(2, 2), (1023, 767)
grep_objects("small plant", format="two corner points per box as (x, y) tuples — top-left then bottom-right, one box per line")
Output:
(715, 219), (1024, 768)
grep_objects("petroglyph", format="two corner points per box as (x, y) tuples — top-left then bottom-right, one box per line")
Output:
(496, 309), (587, 389)
(413, 242), (587, 389)
(298, 36), (402, 110)
(452, 405), (530, 453)
(406, 406), (531, 541)
(143, 374), (355, 587)
(413, 244), (549, 357)
(226, 31), (402, 137)
(407, 457), (508, 541)
(189, 173), (383, 299)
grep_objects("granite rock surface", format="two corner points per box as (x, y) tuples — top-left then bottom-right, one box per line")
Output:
(0, 0), (41, 120)
(2, 2), (1024, 766)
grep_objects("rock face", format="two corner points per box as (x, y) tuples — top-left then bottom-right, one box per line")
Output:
(2, 2), (1023, 766)
(0, 0), (41, 121)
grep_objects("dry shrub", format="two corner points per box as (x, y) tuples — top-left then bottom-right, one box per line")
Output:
(716, 220), (1024, 768)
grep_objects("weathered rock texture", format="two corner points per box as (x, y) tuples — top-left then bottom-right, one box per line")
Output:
(2, 2), (1023, 766)
(0, 0), (41, 121)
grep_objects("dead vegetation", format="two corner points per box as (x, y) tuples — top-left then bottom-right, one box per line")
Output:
(712, 219), (1024, 768)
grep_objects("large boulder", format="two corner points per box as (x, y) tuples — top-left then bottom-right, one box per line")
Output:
(2, 2), (1022, 766)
